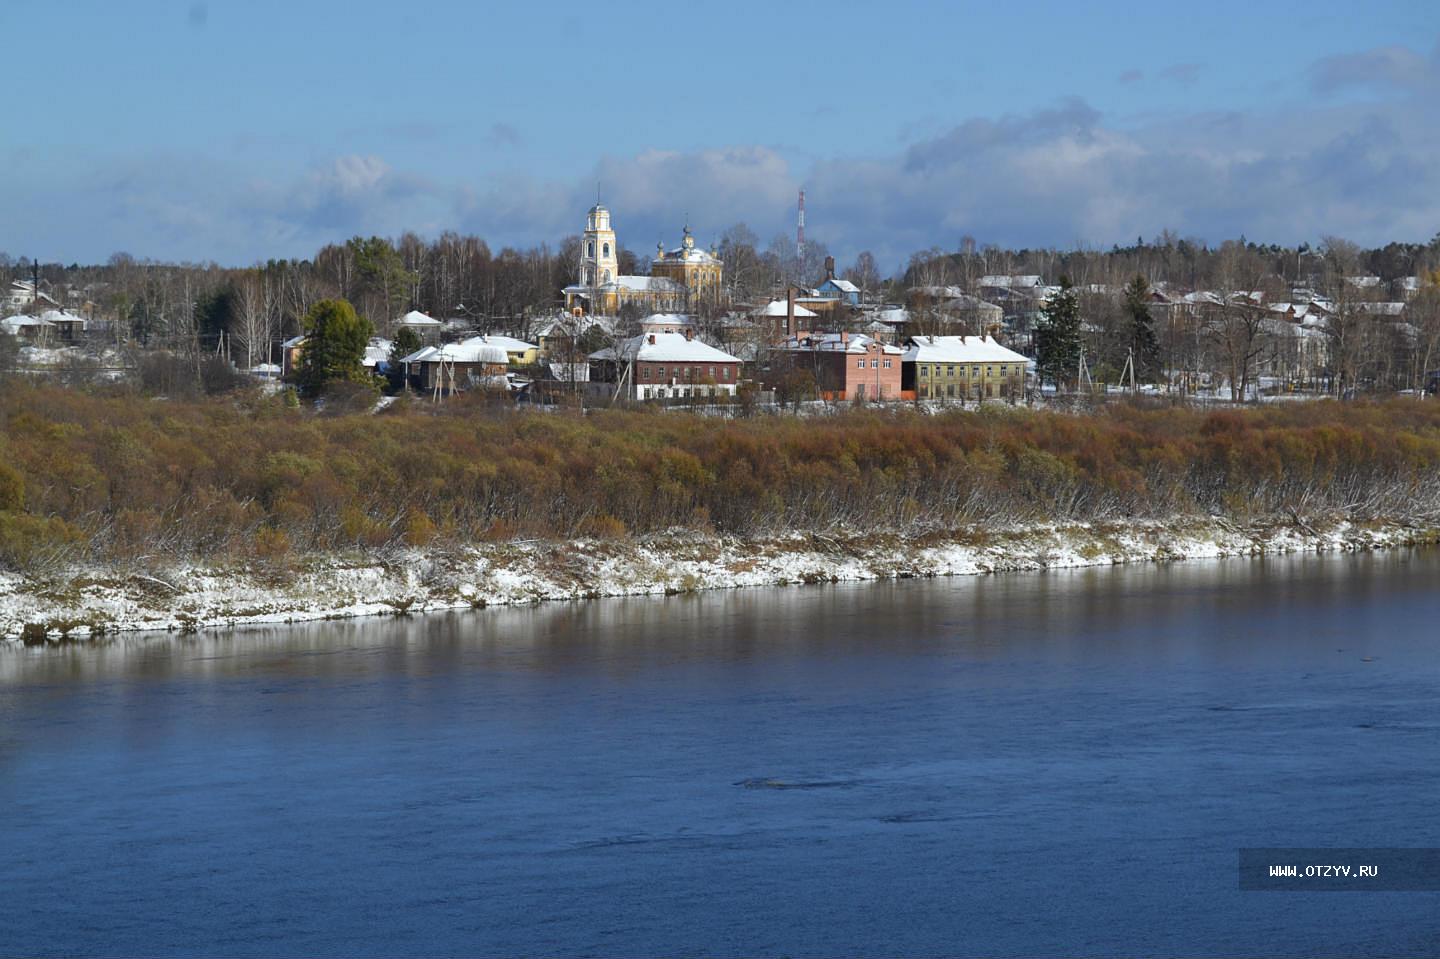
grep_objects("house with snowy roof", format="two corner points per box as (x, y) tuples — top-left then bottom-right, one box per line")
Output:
(588, 329), (742, 401)
(1, 313), (56, 341)
(2, 280), (59, 315)
(902, 334), (1029, 402)
(398, 337), (510, 393)
(469, 334), (538, 366)
(812, 258), (862, 307)
(752, 295), (819, 339)
(815, 276), (861, 306)
(535, 314), (615, 359)
(395, 310), (443, 336)
(768, 331), (904, 401)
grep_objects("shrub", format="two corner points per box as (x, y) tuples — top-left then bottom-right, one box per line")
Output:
(0, 461), (23, 511)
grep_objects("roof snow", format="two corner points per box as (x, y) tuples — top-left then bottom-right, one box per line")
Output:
(590, 331), (741, 364)
(474, 334), (536, 354)
(362, 337), (393, 367)
(902, 334), (1029, 365)
(781, 332), (902, 355)
(1, 314), (55, 333)
(398, 310), (442, 328)
(640, 313), (692, 329)
(400, 337), (510, 366)
(563, 276), (686, 295)
(753, 299), (819, 318)
(977, 275), (1042, 289)
(613, 275), (684, 293)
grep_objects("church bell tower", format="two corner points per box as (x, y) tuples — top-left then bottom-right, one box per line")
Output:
(581, 204), (619, 288)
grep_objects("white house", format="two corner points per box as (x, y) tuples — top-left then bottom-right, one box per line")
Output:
(2, 280), (59, 315)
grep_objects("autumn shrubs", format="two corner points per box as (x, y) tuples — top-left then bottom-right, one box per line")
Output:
(2, 380), (1440, 571)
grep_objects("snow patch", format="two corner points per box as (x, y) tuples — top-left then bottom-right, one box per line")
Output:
(1, 519), (1434, 642)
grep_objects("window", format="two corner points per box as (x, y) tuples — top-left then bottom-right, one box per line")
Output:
(883, 359), (892, 369)
(657, 366), (665, 378)
(920, 366), (929, 378)
(947, 365), (955, 376)
(1000, 365), (1007, 374)
(856, 358), (865, 369)
(708, 366), (715, 378)
(643, 366), (651, 380)
(870, 359), (878, 368)
(587, 241), (595, 258)
(602, 243), (610, 257)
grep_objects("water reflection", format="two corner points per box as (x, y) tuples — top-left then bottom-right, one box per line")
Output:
(3, 548), (1435, 686)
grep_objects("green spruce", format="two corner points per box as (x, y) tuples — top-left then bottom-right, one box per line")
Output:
(1034, 276), (1082, 389)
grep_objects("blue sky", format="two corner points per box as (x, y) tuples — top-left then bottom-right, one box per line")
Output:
(4, 0), (1439, 272)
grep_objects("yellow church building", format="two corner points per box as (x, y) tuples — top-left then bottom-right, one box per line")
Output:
(562, 204), (723, 315)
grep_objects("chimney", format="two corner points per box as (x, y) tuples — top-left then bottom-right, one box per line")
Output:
(684, 327), (694, 341)
(786, 288), (796, 339)
(841, 329), (849, 347)
(648, 333), (656, 345)
(824, 255), (835, 280)
(960, 334), (966, 344)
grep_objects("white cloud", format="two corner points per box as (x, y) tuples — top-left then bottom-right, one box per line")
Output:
(6, 41), (1440, 270)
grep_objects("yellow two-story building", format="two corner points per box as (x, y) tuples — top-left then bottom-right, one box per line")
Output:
(902, 334), (1029, 401)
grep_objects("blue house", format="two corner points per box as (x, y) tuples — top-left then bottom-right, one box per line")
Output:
(815, 276), (861, 306)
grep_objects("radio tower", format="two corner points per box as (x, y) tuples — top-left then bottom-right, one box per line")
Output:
(796, 189), (806, 265)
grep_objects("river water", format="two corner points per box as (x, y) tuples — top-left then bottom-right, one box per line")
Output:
(3, 551), (1440, 957)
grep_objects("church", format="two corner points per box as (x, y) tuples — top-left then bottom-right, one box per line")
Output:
(562, 204), (723, 315)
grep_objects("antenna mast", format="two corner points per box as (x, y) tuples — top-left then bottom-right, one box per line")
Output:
(796, 190), (806, 264)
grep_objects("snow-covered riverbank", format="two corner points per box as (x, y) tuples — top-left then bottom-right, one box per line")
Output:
(2, 518), (1435, 642)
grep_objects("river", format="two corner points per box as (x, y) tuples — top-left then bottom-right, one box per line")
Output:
(3, 550), (1439, 957)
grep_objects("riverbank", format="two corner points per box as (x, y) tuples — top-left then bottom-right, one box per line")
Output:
(3, 517), (1434, 642)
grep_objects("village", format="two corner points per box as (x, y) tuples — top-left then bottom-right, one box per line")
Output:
(3, 202), (1440, 407)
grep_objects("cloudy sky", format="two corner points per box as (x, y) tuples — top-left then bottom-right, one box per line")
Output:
(4, 0), (1438, 273)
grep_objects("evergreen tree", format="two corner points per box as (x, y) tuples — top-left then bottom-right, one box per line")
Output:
(386, 326), (422, 391)
(389, 325), (421, 364)
(1123, 275), (1160, 383)
(346, 236), (413, 323)
(297, 298), (373, 396)
(1034, 276), (1082, 389)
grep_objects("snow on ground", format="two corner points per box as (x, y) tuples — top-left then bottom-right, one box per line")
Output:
(0, 518), (1432, 642)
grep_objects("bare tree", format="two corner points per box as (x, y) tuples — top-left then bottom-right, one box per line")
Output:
(232, 270), (272, 370)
